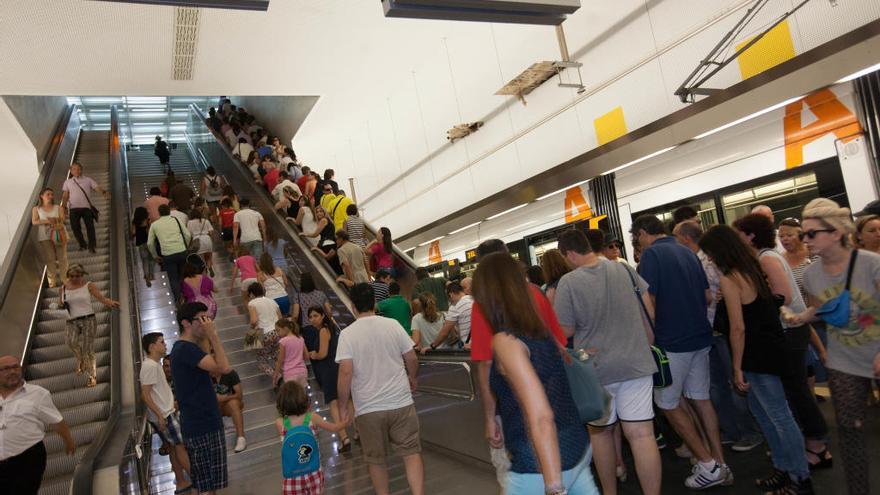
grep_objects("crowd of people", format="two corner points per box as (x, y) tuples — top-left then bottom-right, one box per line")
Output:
(130, 99), (430, 495)
(16, 96), (879, 495)
(444, 198), (879, 495)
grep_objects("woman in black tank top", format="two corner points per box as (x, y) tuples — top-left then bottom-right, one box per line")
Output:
(700, 225), (813, 494)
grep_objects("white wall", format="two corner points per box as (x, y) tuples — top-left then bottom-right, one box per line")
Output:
(230, 96), (319, 146)
(1, 96), (67, 163)
(0, 99), (40, 264)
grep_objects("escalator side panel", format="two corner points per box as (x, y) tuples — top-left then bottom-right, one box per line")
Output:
(0, 106), (79, 361)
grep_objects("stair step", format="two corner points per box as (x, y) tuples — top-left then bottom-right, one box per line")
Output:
(33, 324), (110, 347)
(30, 337), (109, 362)
(51, 382), (110, 410)
(28, 366), (110, 394)
(26, 351), (110, 380)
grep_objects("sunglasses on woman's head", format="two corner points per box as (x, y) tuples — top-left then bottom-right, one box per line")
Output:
(803, 229), (835, 239)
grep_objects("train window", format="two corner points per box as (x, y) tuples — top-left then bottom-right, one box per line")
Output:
(721, 172), (818, 223)
(648, 197), (719, 228)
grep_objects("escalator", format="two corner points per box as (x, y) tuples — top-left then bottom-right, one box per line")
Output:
(28, 131), (114, 495)
(189, 105), (419, 294)
(0, 106), (135, 495)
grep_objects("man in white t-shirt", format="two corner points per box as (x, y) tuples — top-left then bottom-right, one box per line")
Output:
(233, 198), (266, 260)
(336, 283), (423, 495)
(140, 333), (191, 493)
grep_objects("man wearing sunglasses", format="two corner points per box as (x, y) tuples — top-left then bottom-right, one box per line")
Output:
(0, 355), (76, 494)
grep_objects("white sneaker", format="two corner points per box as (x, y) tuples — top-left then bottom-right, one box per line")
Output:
(234, 436), (247, 453)
(685, 462), (726, 490)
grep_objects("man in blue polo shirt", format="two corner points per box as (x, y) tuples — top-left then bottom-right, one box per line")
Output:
(632, 215), (731, 490)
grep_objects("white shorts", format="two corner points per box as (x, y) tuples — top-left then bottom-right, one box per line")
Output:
(589, 375), (654, 426)
(653, 346), (711, 410)
(240, 278), (258, 291)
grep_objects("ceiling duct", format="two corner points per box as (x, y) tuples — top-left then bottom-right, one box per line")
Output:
(382, 0), (580, 25)
(172, 7), (200, 80)
(93, 0), (269, 11)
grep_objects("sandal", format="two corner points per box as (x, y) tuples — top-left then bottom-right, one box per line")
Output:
(338, 437), (352, 453)
(756, 468), (789, 491)
(86, 376), (97, 387)
(806, 448), (832, 471)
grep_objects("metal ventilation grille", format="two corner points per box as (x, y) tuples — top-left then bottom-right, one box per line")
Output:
(172, 7), (200, 80)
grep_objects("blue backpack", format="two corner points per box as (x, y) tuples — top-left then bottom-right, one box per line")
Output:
(281, 413), (321, 478)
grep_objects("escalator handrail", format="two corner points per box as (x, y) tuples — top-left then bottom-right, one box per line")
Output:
(187, 105), (345, 283)
(70, 106), (130, 495)
(198, 102), (417, 275)
(113, 106), (153, 493)
(0, 104), (76, 346)
(187, 104), (355, 313)
(361, 218), (418, 272)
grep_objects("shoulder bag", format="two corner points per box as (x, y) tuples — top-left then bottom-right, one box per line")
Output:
(555, 338), (610, 423)
(620, 263), (673, 389)
(175, 217), (199, 254)
(815, 250), (859, 328)
(72, 178), (100, 222)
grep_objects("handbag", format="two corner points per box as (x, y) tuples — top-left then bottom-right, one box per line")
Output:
(620, 264), (673, 389)
(815, 250), (858, 327)
(72, 178), (100, 222)
(244, 327), (264, 350)
(559, 346), (610, 423)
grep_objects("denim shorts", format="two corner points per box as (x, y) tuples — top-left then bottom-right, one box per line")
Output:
(507, 448), (599, 495)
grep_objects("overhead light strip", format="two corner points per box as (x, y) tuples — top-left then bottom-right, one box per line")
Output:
(417, 235), (446, 247)
(603, 146), (677, 176)
(692, 95), (804, 140)
(836, 62), (880, 84)
(448, 221), (482, 235)
(536, 179), (590, 201)
(487, 203), (529, 220)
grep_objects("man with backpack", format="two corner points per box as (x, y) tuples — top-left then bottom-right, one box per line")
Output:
(200, 166), (226, 223)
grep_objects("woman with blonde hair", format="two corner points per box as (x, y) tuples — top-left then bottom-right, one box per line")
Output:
(788, 198), (880, 495)
(32, 187), (68, 287)
(61, 264), (120, 387)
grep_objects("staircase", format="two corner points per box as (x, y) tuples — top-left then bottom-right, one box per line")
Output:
(27, 131), (113, 495)
(129, 142), (497, 493)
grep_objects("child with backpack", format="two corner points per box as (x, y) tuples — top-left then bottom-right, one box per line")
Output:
(274, 319), (308, 387)
(275, 381), (347, 495)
